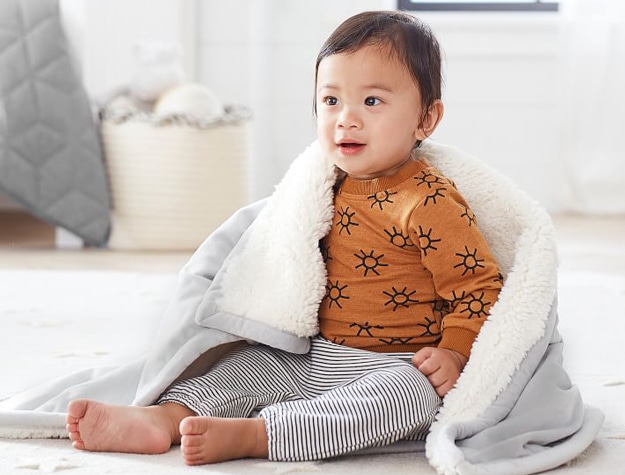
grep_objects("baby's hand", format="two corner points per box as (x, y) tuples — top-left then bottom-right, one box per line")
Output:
(412, 347), (468, 398)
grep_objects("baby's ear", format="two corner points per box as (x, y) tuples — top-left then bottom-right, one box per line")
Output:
(415, 100), (444, 141)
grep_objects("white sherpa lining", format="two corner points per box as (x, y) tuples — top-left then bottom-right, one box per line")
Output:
(420, 142), (558, 474)
(421, 142), (558, 422)
(216, 140), (558, 472)
(217, 141), (336, 337)
(217, 139), (557, 425)
(0, 141), (600, 475)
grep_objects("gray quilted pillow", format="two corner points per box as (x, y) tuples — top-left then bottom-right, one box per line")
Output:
(0, 0), (110, 246)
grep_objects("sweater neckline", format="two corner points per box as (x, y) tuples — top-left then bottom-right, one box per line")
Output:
(339, 158), (429, 195)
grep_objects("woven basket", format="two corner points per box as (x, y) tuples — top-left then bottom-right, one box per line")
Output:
(101, 107), (250, 250)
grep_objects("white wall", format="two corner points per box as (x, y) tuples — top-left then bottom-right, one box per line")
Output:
(60, 0), (197, 99)
(44, 1), (569, 212)
(197, 2), (567, 210)
(198, 0), (395, 201)
(421, 13), (565, 210)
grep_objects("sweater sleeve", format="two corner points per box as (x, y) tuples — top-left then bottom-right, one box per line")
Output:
(408, 173), (502, 359)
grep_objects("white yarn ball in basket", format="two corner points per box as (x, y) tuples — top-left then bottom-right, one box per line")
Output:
(154, 83), (224, 120)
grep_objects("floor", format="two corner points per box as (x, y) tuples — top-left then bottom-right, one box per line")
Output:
(552, 213), (625, 275)
(1, 210), (624, 475)
(0, 211), (191, 272)
(0, 212), (55, 248)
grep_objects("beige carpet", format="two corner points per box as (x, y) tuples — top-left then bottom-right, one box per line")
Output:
(1, 438), (624, 475)
(0, 269), (623, 474)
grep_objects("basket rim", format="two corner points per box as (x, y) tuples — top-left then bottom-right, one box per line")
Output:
(100, 104), (252, 129)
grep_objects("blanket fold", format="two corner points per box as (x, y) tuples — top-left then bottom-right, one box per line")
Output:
(0, 140), (603, 475)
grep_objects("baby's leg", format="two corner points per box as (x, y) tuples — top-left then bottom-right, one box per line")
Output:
(66, 400), (193, 454)
(179, 416), (268, 465)
(156, 343), (304, 464)
(260, 360), (442, 461)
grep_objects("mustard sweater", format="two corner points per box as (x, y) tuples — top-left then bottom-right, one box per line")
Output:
(318, 158), (503, 358)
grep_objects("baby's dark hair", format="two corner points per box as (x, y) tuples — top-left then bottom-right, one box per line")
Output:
(314, 11), (442, 129)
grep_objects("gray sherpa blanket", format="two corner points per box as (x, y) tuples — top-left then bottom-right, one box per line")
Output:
(0, 141), (604, 475)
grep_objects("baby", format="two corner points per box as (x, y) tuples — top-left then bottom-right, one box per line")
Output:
(67, 10), (502, 465)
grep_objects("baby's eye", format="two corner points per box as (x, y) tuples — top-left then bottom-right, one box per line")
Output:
(323, 96), (338, 106)
(364, 97), (381, 106)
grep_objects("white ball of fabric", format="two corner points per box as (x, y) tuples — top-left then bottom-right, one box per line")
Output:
(154, 83), (224, 120)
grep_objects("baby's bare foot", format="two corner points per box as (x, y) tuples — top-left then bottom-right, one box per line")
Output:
(66, 400), (191, 454)
(179, 416), (268, 465)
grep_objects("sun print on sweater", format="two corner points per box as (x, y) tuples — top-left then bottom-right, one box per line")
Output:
(317, 158), (503, 357)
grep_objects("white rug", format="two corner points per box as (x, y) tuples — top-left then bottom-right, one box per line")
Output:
(0, 269), (623, 474)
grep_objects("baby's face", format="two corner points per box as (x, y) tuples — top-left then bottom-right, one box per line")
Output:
(316, 45), (425, 180)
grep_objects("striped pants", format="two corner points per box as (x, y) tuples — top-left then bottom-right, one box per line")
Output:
(157, 337), (441, 461)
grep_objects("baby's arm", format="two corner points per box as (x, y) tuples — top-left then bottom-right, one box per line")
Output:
(408, 167), (502, 395)
(412, 347), (468, 397)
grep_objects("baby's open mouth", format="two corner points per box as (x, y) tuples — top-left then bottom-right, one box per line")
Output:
(338, 142), (365, 155)
(339, 142), (364, 149)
